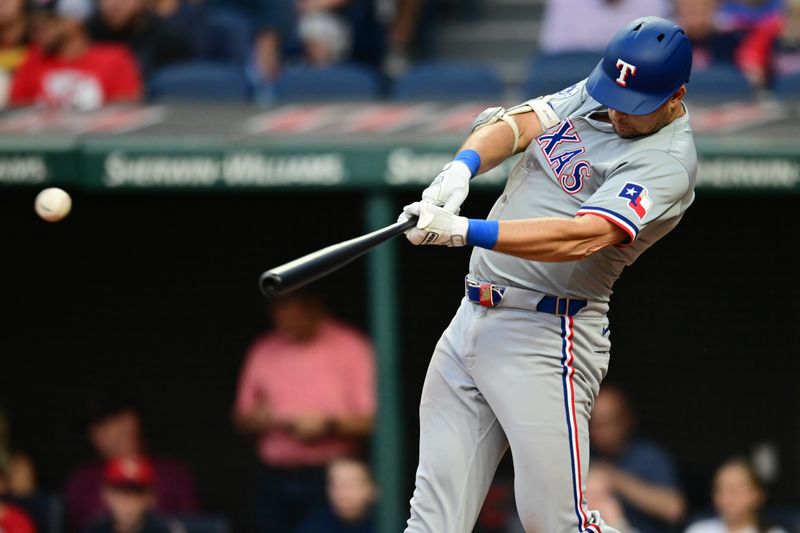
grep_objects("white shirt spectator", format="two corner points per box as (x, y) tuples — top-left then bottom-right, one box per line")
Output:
(539, 0), (669, 53)
(685, 518), (787, 533)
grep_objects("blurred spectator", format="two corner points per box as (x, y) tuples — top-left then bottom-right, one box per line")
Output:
(86, 456), (175, 533)
(0, 0), (31, 107)
(0, 452), (35, 533)
(718, 0), (784, 87)
(675, 0), (736, 70)
(293, 457), (377, 533)
(207, 0), (353, 79)
(586, 466), (636, 533)
(149, 0), (207, 53)
(538, 0), (669, 53)
(9, 0), (141, 110)
(590, 385), (686, 533)
(233, 292), (375, 533)
(676, 0), (784, 88)
(65, 397), (198, 533)
(298, 8), (352, 67)
(377, 0), (425, 77)
(684, 458), (787, 533)
(0, 407), (36, 498)
(473, 478), (515, 533)
(87, 0), (195, 77)
(774, 0), (800, 76)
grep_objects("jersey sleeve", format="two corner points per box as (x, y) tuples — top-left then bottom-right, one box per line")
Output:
(515, 78), (591, 129)
(576, 150), (691, 244)
(542, 79), (591, 118)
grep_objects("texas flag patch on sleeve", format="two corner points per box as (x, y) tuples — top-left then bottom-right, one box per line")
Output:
(618, 182), (652, 220)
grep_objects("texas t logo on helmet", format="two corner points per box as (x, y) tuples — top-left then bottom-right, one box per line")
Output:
(615, 59), (637, 87)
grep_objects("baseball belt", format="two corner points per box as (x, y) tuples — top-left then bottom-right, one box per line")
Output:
(465, 277), (589, 317)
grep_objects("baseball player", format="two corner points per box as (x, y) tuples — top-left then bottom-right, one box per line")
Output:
(399, 17), (696, 533)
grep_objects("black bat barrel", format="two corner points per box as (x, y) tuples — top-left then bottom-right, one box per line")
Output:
(259, 217), (417, 298)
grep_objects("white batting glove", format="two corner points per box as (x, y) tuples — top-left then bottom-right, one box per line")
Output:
(421, 160), (472, 214)
(402, 202), (468, 247)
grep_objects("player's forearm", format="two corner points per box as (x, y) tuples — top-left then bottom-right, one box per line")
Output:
(459, 123), (517, 175)
(492, 218), (619, 262)
(613, 473), (686, 523)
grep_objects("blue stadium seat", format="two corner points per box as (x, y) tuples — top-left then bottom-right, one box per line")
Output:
(687, 65), (755, 103)
(11, 494), (63, 533)
(392, 61), (505, 102)
(773, 71), (800, 101)
(523, 51), (603, 98)
(175, 515), (230, 533)
(199, 8), (253, 66)
(149, 62), (251, 103)
(272, 64), (382, 102)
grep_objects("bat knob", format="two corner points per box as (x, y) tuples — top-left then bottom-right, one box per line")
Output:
(259, 271), (284, 298)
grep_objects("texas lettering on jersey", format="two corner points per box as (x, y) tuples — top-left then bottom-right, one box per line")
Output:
(536, 118), (591, 194)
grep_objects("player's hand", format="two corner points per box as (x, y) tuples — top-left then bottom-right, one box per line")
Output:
(403, 202), (468, 247)
(421, 161), (471, 214)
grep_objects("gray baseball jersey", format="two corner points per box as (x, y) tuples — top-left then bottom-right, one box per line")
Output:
(406, 81), (697, 533)
(470, 79), (697, 302)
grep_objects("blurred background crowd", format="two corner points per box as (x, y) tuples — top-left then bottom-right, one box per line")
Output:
(1, 289), (798, 533)
(0, 0), (799, 107)
(1, 0), (799, 532)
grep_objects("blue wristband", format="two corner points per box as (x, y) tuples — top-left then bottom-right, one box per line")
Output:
(453, 149), (481, 177)
(467, 219), (499, 249)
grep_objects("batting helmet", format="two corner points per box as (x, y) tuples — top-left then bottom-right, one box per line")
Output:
(586, 16), (692, 116)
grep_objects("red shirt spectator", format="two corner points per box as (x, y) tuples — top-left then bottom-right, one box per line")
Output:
(10, 44), (141, 109)
(0, 503), (35, 533)
(10, 0), (141, 110)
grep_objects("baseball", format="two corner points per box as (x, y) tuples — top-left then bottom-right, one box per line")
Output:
(34, 187), (72, 222)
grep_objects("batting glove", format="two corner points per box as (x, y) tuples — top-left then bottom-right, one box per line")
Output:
(421, 150), (482, 213)
(402, 202), (468, 247)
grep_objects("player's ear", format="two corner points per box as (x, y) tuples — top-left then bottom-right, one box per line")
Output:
(671, 86), (686, 104)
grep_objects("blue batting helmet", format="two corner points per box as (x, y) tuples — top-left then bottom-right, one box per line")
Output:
(586, 16), (692, 116)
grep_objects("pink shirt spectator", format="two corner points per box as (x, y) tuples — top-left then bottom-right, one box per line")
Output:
(236, 318), (375, 467)
(539, 0), (669, 53)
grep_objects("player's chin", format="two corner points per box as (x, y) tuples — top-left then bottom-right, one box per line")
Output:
(613, 125), (644, 139)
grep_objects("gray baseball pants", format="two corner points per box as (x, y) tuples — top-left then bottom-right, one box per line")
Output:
(405, 294), (619, 533)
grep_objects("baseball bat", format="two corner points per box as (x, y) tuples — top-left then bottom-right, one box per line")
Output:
(259, 217), (417, 298)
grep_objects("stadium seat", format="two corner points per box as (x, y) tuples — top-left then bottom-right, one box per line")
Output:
(523, 51), (603, 98)
(686, 65), (755, 103)
(272, 64), (382, 102)
(773, 71), (800, 101)
(199, 8), (253, 66)
(175, 515), (230, 533)
(149, 62), (251, 103)
(11, 494), (64, 533)
(392, 61), (505, 102)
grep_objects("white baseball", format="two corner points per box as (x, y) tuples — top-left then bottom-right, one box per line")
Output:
(34, 187), (72, 222)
